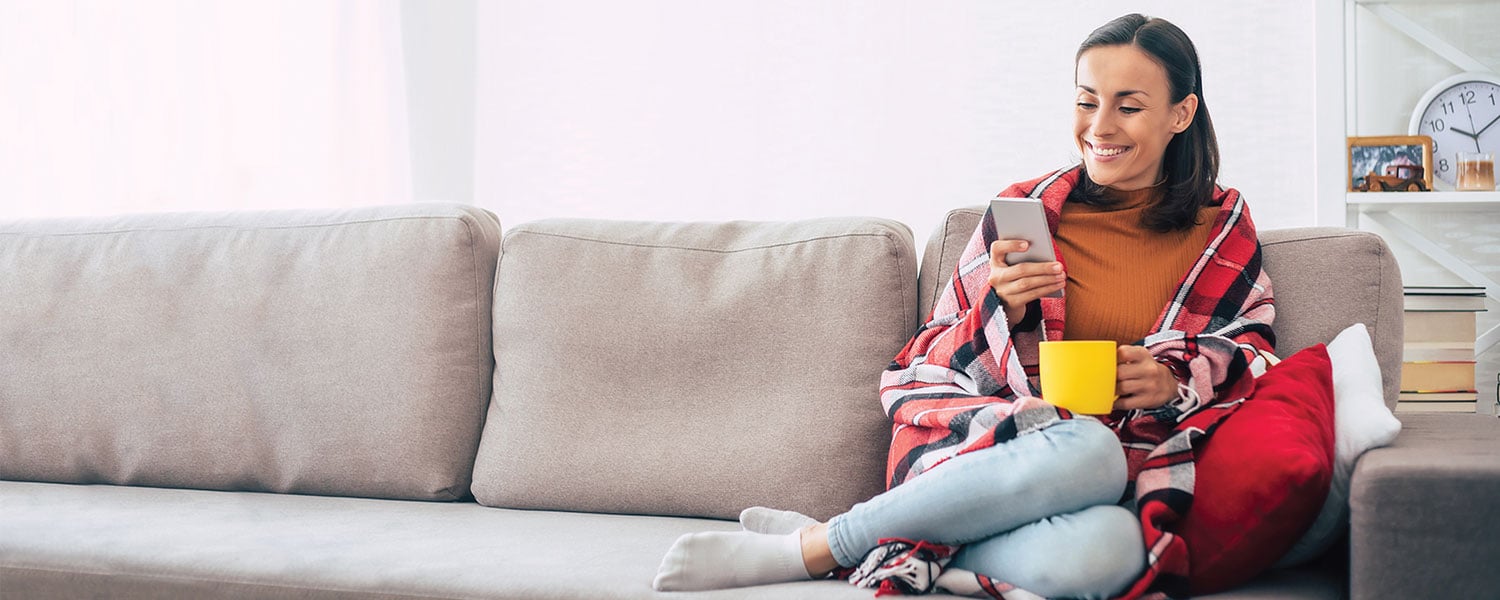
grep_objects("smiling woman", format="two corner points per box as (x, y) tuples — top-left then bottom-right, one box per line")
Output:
(652, 12), (1280, 600)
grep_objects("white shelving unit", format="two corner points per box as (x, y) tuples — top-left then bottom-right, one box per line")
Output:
(1349, 190), (1500, 210)
(1319, 0), (1500, 416)
(1318, 0), (1500, 356)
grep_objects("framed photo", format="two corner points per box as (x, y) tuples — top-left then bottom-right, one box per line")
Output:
(1348, 135), (1433, 192)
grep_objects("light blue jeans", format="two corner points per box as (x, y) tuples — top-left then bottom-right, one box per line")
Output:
(826, 418), (1145, 600)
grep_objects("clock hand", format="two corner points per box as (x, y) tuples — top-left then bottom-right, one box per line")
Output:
(1451, 127), (1479, 139)
(1466, 102), (1480, 142)
(1473, 113), (1500, 138)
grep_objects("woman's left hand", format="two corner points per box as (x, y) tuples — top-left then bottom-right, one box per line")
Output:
(1113, 345), (1180, 411)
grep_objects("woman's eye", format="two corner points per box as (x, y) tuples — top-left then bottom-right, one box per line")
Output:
(1120, 106), (1142, 114)
(1076, 102), (1097, 110)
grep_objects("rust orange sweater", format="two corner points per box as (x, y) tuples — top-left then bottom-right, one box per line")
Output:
(1055, 187), (1221, 344)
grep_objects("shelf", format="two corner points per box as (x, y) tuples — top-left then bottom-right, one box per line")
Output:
(1348, 190), (1500, 211)
(1357, 0), (1498, 5)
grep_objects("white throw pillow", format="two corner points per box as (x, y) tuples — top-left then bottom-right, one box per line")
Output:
(1276, 323), (1402, 567)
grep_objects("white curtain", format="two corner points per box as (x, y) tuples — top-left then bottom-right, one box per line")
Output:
(0, 0), (411, 219)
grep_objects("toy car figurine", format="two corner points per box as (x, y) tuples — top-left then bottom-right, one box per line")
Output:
(1357, 164), (1429, 192)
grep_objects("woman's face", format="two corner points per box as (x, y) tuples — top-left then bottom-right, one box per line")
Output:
(1074, 44), (1197, 191)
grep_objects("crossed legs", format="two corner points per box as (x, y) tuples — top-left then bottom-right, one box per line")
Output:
(655, 418), (1145, 599)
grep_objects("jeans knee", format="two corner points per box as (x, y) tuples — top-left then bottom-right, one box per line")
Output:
(1076, 506), (1146, 593)
(1053, 419), (1127, 502)
(1028, 506), (1145, 598)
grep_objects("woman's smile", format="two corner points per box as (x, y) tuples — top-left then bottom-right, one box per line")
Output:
(1087, 142), (1130, 160)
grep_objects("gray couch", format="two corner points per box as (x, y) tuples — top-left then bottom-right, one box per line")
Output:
(1, 203), (1496, 599)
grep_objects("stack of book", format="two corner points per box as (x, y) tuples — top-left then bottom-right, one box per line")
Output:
(1398, 285), (1485, 413)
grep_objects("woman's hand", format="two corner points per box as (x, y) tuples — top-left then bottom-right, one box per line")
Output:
(988, 240), (1065, 325)
(1114, 345), (1180, 411)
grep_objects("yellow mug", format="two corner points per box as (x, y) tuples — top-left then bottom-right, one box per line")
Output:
(1039, 340), (1118, 415)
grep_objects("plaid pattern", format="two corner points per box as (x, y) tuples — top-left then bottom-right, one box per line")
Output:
(847, 538), (955, 595)
(875, 167), (1274, 599)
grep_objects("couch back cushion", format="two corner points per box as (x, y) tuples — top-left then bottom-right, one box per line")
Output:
(0, 204), (501, 500)
(920, 209), (1404, 408)
(472, 218), (916, 520)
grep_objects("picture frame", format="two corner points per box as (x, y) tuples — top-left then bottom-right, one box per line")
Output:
(1348, 135), (1434, 192)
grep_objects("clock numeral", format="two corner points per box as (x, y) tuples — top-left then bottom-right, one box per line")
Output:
(1491, 93), (1496, 106)
(1429, 118), (1446, 132)
(1439, 158), (1450, 173)
(1462, 90), (1477, 105)
(1443, 101), (1455, 115)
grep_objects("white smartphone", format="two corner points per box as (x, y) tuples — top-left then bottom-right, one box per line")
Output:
(989, 197), (1062, 298)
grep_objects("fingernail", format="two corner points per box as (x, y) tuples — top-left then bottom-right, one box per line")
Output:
(1019, 241), (1029, 250)
(1052, 264), (1063, 272)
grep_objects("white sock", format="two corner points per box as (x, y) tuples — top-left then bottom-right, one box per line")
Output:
(652, 530), (812, 591)
(739, 506), (819, 535)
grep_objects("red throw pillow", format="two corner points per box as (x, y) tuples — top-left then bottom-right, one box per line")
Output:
(1178, 344), (1336, 596)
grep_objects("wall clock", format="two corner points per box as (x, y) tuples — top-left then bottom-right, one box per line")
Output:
(1408, 72), (1500, 189)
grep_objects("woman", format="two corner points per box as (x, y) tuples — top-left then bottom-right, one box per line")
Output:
(654, 14), (1273, 600)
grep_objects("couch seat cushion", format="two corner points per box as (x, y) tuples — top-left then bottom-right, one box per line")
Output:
(0, 481), (891, 599)
(1350, 412), (1500, 599)
(0, 481), (1341, 599)
(1194, 567), (1343, 600)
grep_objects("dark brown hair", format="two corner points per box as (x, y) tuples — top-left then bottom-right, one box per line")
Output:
(1071, 13), (1220, 232)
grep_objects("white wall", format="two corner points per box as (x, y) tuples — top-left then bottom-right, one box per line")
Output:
(474, 1), (1318, 250)
(401, 0), (477, 205)
(0, 1), (412, 218)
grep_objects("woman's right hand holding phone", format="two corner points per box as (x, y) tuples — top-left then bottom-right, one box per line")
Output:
(988, 239), (1066, 326)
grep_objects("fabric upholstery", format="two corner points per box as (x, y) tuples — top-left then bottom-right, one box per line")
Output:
(917, 206), (985, 326)
(1178, 344), (1336, 595)
(1194, 567), (1343, 600)
(1350, 412), (1500, 599)
(921, 213), (1404, 408)
(0, 481), (887, 600)
(0, 480), (1345, 600)
(0, 204), (501, 501)
(472, 217), (917, 521)
(1257, 228), (1404, 410)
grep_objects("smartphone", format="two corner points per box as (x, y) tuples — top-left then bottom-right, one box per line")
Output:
(989, 197), (1062, 298)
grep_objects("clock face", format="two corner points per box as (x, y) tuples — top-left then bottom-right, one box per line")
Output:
(1411, 74), (1500, 188)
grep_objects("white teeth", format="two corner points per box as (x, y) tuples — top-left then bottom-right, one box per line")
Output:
(1094, 146), (1126, 157)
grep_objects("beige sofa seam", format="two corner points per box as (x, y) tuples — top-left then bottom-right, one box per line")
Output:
(875, 225), (913, 338)
(1258, 230), (1366, 247)
(502, 229), (900, 255)
(455, 215), (485, 502)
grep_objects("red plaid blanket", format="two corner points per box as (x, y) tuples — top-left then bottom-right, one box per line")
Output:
(876, 167), (1275, 599)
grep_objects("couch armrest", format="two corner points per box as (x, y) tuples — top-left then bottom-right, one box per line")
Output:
(1349, 413), (1500, 599)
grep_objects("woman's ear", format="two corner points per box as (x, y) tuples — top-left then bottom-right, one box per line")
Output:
(1171, 93), (1199, 133)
